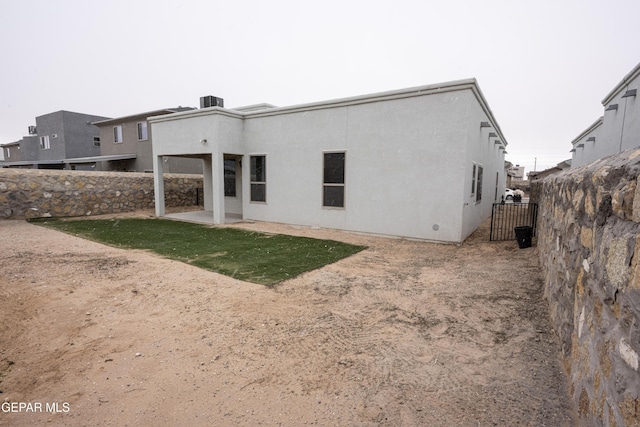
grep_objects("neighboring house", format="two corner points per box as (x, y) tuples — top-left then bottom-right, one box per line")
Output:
(93, 108), (202, 173)
(1, 141), (21, 163)
(1, 111), (110, 170)
(508, 164), (525, 181)
(571, 62), (639, 167)
(150, 79), (508, 243)
(505, 161), (515, 188)
(528, 159), (571, 181)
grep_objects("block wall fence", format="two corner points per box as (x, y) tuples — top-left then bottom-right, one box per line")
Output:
(0, 169), (203, 219)
(534, 148), (640, 426)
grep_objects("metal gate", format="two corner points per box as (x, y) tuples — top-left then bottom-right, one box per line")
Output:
(490, 203), (538, 241)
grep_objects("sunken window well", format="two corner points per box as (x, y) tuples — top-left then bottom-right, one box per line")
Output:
(250, 155), (266, 202)
(323, 152), (345, 208)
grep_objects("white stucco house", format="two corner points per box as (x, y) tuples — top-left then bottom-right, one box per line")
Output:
(150, 79), (508, 243)
(571, 62), (639, 167)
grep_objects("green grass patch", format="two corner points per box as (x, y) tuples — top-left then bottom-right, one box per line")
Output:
(30, 218), (366, 286)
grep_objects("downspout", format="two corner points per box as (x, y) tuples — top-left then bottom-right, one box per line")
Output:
(618, 86), (629, 153)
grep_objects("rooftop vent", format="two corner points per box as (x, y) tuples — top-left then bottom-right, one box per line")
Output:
(200, 96), (224, 109)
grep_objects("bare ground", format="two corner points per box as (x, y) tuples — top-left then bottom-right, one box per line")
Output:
(0, 212), (576, 426)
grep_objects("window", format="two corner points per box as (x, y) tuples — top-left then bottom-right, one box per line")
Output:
(476, 165), (483, 203)
(471, 163), (476, 196)
(323, 152), (345, 208)
(250, 155), (266, 202)
(224, 159), (236, 197)
(93, 136), (100, 147)
(137, 122), (148, 141)
(39, 135), (50, 150)
(113, 125), (123, 143)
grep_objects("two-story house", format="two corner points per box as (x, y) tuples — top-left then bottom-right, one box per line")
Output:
(93, 108), (202, 173)
(1, 110), (110, 170)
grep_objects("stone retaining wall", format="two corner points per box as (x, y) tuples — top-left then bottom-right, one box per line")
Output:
(0, 169), (203, 219)
(536, 148), (640, 426)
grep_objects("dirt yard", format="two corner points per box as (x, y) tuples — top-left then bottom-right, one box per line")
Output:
(0, 212), (576, 426)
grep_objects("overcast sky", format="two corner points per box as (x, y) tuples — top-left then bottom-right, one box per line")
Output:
(1, 0), (639, 174)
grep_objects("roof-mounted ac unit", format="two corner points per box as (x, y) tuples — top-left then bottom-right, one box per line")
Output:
(200, 96), (224, 109)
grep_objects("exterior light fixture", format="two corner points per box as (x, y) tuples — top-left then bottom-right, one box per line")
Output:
(586, 136), (595, 142)
(480, 122), (491, 128)
(200, 139), (207, 144)
(622, 89), (637, 98)
(605, 104), (618, 111)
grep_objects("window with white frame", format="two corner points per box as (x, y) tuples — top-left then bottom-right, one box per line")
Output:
(137, 122), (148, 141)
(250, 155), (266, 202)
(39, 135), (50, 150)
(113, 125), (123, 143)
(323, 152), (345, 208)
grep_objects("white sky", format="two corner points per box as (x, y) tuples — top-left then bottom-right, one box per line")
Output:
(1, 0), (639, 174)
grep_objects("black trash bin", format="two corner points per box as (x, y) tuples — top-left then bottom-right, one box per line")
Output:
(514, 226), (533, 249)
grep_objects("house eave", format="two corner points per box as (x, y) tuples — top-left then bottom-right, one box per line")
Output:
(571, 116), (604, 145)
(93, 108), (195, 126)
(602, 62), (640, 106)
(148, 79), (508, 145)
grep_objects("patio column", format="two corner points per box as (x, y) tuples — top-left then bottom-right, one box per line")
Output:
(154, 155), (165, 216)
(210, 152), (225, 225)
(203, 155), (213, 212)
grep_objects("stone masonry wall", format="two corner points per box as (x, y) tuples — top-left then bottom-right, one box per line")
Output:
(536, 148), (640, 426)
(0, 169), (203, 219)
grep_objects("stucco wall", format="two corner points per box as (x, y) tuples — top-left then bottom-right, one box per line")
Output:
(0, 169), (202, 219)
(536, 148), (640, 425)
(150, 81), (507, 243)
(572, 63), (639, 168)
(242, 91), (477, 242)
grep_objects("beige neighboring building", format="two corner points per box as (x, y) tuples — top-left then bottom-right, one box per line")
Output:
(94, 108), (202, 174)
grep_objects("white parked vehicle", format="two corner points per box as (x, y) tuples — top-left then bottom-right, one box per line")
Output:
(505, 188), (515, 200)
